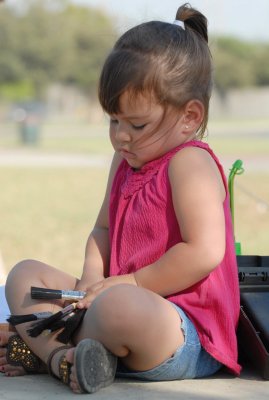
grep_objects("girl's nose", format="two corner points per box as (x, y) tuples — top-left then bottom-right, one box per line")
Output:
(114, 123), (131, 143)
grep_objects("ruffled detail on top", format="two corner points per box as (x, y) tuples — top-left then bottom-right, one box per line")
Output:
(121, 157), (162, 198)
(120, 140), (208, 198)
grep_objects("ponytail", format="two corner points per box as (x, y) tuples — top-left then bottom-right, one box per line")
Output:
(175, 3), (208, 43)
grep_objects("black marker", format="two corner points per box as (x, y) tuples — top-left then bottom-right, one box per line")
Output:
(31, 286), (86, 300)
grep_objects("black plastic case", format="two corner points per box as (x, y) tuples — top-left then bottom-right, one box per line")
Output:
(237, 255), (269, 379)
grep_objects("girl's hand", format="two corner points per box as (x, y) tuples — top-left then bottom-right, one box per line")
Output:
(76, 274), (137, 309)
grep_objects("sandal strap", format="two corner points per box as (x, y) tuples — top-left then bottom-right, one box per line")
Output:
(6, 334), (41, 373)
(59, 354), (71, 384)
(47, 345), (72, 384)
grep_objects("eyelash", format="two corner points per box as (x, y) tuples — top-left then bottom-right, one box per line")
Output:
(133, 124), (146, 130)
(110, 119), (146, 131)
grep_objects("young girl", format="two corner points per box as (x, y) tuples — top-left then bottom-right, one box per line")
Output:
(2, 3), (241, 394)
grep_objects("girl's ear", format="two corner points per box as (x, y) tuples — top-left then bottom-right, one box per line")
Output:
(182, 100), (205, 133)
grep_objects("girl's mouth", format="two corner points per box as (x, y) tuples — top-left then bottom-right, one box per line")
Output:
(119, 149), (136, 159)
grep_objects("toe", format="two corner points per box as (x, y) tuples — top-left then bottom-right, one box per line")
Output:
(65, 347), (75, 364)
(65, 348), (83, 394)
(2, 363), (25, 376)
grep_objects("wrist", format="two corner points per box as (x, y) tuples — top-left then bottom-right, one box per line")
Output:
(79, 274), (104, 287)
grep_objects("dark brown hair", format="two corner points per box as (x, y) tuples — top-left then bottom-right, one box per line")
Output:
(98, 3), (212, 138)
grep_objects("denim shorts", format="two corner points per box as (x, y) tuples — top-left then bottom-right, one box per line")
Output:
(116, 304), (222, 381)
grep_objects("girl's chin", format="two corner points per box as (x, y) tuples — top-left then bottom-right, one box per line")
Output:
(126, 159), (144, 170)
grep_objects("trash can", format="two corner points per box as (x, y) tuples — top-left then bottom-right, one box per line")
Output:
(13, 102), (43, 145)
(20, 114), (40, 145)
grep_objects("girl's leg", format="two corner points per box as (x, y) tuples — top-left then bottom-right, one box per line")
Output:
(5, 259), (77, 365)
(74, 284), (184, 370)
(56, 284), (184, 392)
(7, 263), (184, 392)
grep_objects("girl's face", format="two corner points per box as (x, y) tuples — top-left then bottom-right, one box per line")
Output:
(109, 91), (191, 169)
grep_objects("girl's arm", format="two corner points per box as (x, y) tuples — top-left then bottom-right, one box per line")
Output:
(75, 152), (123, 291)
(134, 146), (226, 296)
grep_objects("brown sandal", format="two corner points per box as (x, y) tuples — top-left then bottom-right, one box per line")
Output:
(47, 339), (117, 393)
(6, 334), (44, 373)
(47, 345), (72, 385)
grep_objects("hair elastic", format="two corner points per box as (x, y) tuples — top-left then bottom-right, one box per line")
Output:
(173, 20), (185, 30)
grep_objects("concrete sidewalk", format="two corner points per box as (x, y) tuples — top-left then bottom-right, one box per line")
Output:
(0, 366), (268, 400)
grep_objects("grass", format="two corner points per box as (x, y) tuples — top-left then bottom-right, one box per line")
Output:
(207, 136), (269, 156)
(0, 167), (109, 277)
(233, 172), (269, 256)
(0, 119), (268, 278)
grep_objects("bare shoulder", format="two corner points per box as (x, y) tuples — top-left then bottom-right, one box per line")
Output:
(169, 145), (217, 174)
(168, 145), (226, 201)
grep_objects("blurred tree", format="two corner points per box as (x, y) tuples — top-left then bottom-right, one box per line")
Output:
(211, 37), (256, 96)
(254, 43), (269, 86)
(0, 7), (26, 82)
(0, 1), (269, 101)
(211, 36), (269, 96)
(56, 5), (117, 95)
(0, 0), (116, 100)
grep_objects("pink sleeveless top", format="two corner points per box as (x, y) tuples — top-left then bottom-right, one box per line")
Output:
(109, 140), (241, 375)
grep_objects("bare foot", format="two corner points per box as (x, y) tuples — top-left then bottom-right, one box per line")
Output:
(0, 330), (25, 377)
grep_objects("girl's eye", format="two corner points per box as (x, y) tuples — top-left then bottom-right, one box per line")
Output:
(132, 124), (146, 130)
(109, 118), (146, 130)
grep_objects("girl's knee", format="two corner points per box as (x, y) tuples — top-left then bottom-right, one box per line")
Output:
(6, 259), (36, 285)
(5, 259), (43, 300)
(90, 284), (142, 330)
(93, 284), (138, 313)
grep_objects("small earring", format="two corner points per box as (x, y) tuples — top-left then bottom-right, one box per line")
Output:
(185, 125), (189, 129)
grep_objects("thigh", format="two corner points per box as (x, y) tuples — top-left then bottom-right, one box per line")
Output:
(76, 284), (184, 371)
(6, 259), (78, 313)
(117, 304), (222, 380)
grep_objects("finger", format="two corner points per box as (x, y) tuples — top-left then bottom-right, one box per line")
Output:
(76, 299), (92, 309)
(76, 292), (96, 308)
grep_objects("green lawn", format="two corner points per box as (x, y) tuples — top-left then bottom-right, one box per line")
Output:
(0, 167), (109, 277)
(0, 119), (268, 278)
(233, 172), (269, 256)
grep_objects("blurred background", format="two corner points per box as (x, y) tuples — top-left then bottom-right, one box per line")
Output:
(0, 0), (268, 283)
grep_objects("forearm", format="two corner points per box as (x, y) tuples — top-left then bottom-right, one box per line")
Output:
(78, 226), (110, 290)
(134, 241), (223, 297)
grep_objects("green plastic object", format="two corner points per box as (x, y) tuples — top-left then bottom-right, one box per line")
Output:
(228, 160), (244, 255)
